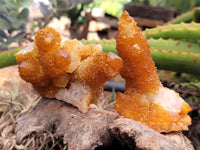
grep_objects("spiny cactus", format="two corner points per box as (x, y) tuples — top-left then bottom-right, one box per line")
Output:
(144, 22), (200, 40)
(0, 48), (20, 68)
(82, 38), (200, 54)
(142, 21), (200, 78)
(150, 48), (200, 75)
(147, 38), (200, 54)
(1, 38), (200, 75)
(193, 7), (200, 23)
(81, 39), (117, 54)
(170, 11), (193, 24)
(170, 7), (200, 24)
(81, 39), (200, 75)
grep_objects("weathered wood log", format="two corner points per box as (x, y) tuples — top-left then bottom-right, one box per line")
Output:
(108, 117), (194, 150)
(0, 66), (195, 149)
(15, 98), (119, 150)
(15, 98), (194, 150)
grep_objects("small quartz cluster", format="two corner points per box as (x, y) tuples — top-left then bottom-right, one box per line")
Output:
(15, 27), (123, 113)
(115, 11), (191, 132)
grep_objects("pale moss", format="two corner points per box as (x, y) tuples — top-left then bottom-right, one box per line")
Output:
(0, 77), (58, 150)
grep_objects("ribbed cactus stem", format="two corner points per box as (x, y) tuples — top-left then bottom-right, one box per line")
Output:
(148, 38), (200, 54)
(150, 48), (200, 75)
(0, 48), (20, 68)
(1, 39), (200, 76)
(170, 11), (193, 24)
(81, 39), (117, 54)
(193, 7), (200, 23)
(82, 39), (200, 75)
(144, 22), (200, 40)
(170, 7), (200, 24)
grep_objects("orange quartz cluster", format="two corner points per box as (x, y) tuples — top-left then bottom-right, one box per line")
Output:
(115, 11), (191, 132)
(15, 27), (123, 113)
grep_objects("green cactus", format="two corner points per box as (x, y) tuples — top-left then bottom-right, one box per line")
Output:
(170, 11), (193, 24)
(1, 38), (200, 75)
(193, 7), (200, 23)
(144, 22), (200, 40)
(0, 47), (20, 68)
(81, 39), (200, 75)
(147, 38), (200, 54)
(81, 39), (118, 54)
(170, 7), (200, 24)
(150, 48), (200, 75)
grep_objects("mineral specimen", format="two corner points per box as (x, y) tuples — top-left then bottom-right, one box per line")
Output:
(15, 27), (123, 113)
(115, 11), (191, 132)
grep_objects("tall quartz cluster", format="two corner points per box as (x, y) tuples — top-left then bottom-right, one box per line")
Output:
(115, 11), (191, 132)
